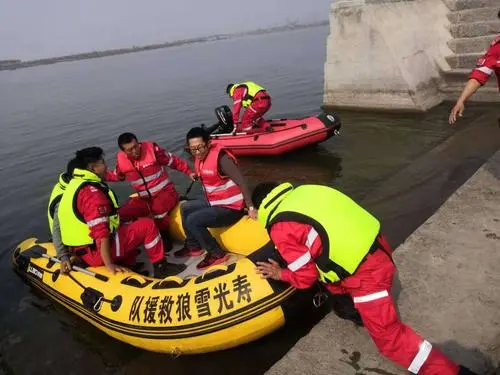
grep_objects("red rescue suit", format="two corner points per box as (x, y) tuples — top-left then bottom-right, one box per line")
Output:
(270, 221), (460, 375)
(469, 36), (500, 91)
(107, 141), (193, 231)
(74, 185), (164, 267)
(195, 144), (245, 211)
(231, 86), (272, 133)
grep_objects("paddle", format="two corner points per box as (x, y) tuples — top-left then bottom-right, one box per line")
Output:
(28, 245), (109, 281)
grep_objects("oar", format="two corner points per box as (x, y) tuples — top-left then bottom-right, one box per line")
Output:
(180, 179), (196, 201)
(28, 245), (109, 281)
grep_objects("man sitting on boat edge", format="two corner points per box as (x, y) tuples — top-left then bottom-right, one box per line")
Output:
(57, 146), (183, 278)
(176, 126), (257, 269)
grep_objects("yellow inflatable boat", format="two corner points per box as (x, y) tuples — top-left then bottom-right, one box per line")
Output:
(12, 201), (298, 355)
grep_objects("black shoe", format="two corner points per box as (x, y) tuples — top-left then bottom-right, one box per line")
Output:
(129, 262), (145, 272)
(128, 262), (150, 276)
(153, 260), (186, 278)
(330, 293), (364, 327)
(458, 366), (478, 375)
(161, 231), (173, 252)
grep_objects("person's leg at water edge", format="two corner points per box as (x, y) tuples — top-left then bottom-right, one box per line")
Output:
(183, 206), (243, 269)
(81, 217), (184, 278)
(329, 236), (469, 375)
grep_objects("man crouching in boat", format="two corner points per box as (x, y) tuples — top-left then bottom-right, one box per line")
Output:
(47, 157), (79, 274)
(106, 132), (196, 248)
(176, 127), (257, 269)
(253, 182), (477, 375)
(57, 146), (182, 277)
(226, 81), (272, 134)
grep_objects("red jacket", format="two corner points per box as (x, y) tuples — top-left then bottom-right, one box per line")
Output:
(107, 142), (193, 197)
(76, 185), (114, 242)
(230, 86), (269, 124)
(195, 144), (245, 211)
(269, 221), (392, 295)
(469, 36), (500, 91)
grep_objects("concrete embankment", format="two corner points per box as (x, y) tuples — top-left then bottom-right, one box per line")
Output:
(323, 0), (500, 111)
(267, 150), (500, 372)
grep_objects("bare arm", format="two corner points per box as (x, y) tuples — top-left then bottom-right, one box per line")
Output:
(448, 79), (482, 125)
(219, 154), (253, 208)
(52, 204), (70, 260)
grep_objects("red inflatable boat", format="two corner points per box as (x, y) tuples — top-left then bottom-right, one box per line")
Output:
(204, 107), (341, 156)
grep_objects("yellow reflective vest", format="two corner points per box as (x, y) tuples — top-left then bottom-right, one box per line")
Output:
(229, 81), (267, 108)
(258, 183), (380, 283)
(47, 173), (70, 234)
(58, 168), (120, 247)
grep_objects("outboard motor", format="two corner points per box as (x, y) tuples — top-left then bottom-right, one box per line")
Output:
(318, 111), (342, 137)
(215, 105), (234, 131)
(201, 105), (235, 135)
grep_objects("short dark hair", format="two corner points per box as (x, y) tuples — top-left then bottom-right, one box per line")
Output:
(252, 182), (280, 209)
(118, 132), (138, 149)
(226, 83), (234, 95)
(61, 157), (79, 183)
(66, 157), (79, 176)
(186, 126), (210, 143)
(75, 147), (104, 169)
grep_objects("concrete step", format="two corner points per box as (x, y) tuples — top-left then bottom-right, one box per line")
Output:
(449, 20), (500, 38)
(439, 68), (499, 102)
(440, 85), (499, 101)
(444, 0), (500, 11)
(446, 52), (482, 69)
(448, 7), (500, 23)
(448, 34), (498, 54)
(441, 68), (472, 81)
(441, 68), (498, 86)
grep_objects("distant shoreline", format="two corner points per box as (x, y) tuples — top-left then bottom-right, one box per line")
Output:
(0, 21), (328, 72)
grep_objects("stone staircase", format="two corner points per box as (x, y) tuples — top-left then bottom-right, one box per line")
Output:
(440, 0), (499, 102)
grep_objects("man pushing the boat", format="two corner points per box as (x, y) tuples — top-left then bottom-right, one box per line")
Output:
(253, 182), (477, 375)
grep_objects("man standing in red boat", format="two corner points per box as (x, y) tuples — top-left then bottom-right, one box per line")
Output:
(226, 81), (272, 134)
(106, 133), (196, 244)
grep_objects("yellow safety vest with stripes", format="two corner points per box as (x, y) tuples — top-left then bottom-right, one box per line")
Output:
(58, 168), (120, 247)
(258, 183), (380, 283)
(47, 173), (70, 234)
(230, 81), (267, 108)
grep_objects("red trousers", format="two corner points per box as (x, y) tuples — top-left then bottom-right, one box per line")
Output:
(328, 237), (459, 375)
(79, 218), (164, 267)
(118, 189), (178, 232)
(238, 95), (271, 133)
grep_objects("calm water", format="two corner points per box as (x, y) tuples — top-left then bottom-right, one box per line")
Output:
(0, 26), (498, 375)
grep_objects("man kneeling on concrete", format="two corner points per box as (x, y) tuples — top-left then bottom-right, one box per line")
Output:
(253, 182), (476, 375)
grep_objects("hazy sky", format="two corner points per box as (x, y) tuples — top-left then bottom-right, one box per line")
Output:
(0, 0), (331, 60)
